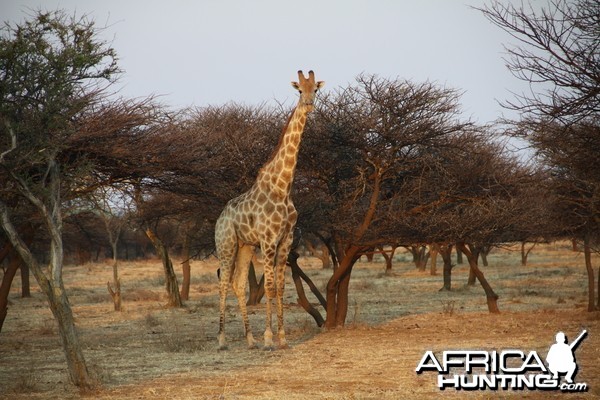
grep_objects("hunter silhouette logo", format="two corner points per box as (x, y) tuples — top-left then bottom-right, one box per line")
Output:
(546, 330), (587, 384)
(415, 329), (589, 392)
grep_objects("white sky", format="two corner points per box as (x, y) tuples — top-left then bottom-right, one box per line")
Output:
(2, 0), (549, 124)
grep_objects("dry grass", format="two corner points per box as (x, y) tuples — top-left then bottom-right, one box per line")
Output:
(1, 243), (599, 399)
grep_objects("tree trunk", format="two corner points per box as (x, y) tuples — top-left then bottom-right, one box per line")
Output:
(520, 241), (537, 266)
(0, 226), (33, 305)
(0, 249), (20, 332)
(480, 245), (490, 267)
(180, 234), (191, 301)
(0, 201), (94, 389)
(379, 246), (393, 274)
(325, 167), (381, 329)
(429, 243), (439, 276)
(467, 267), (476, 286)
(325, 246), (360, 329)
(247, 255), (265, 306)
(317, 242), (332, 269)
(583, 234), (597, 312)
(336, 260), (354, 326)
(20, 260), (30, 298)
(145, 228), (182, 308)
(107, 240), (122, 311)
(597, 265), (599, 310)
(457, 242), (500, 313)
(466, 245), (481, 286)
(0, 241), (13, 332)
(411, 245), (430, 271)
(314, 233), (339, 270)
(45, 279), (94, 388)
(288, 251), (324, 327)
(456, 247), (464, 264)
(304, 239), (317, 257)
(365, 247), (374, 263)
(306, 239), (332, 269)
(439, 244), (453, 291)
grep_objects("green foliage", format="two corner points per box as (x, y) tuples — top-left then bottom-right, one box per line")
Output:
(0, 10), (119, 158)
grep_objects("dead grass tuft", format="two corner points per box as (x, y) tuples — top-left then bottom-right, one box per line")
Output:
(440, 300), (455, 315)
(143, 313), (161, 328)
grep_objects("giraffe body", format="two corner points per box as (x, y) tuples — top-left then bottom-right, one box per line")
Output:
(215, 70), (324, 350)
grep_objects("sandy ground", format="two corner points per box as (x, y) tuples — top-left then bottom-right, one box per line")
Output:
(1, 242), (599, 399)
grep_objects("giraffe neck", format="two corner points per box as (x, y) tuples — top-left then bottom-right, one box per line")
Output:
(258, 105), (308, 197)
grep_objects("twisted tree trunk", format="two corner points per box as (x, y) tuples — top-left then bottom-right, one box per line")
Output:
(107, 240), (122, 311)
(1, 200), (94, 390)
(145, 228), (182, 308)
(457, 242), (499, 313)
(325, 168), (382, 329)
(288, 251), (325, 327)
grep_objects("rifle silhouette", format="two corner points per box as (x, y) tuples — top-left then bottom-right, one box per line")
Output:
(569, 330), (587, 351)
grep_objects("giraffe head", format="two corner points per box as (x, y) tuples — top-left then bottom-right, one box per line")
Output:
(291, 70), (324, 112)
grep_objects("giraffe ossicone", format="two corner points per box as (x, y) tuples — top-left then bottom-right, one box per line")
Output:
(215, 70), (324, 350)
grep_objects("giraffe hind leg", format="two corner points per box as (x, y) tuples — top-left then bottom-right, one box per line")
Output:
(232, 245), (257, 349)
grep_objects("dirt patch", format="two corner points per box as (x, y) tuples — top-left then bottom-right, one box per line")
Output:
(1, 244), (599, 399)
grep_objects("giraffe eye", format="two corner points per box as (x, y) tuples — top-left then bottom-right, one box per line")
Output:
(298, 90), (303, 94)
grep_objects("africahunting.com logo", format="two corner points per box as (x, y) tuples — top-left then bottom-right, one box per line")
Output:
(415, 330), (588, 392)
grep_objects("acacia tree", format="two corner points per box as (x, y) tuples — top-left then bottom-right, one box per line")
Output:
(521, 120), (600, 310)
(89, 186), (134, 311)
(102, 103), (284, 304)
(143, 103), (337, 315)
(0, 10), (120, 388)
(65, 95), (184, 308)
(389, 129), (542, 312)
(0, 10), (164, 388)
(480, 0), (600, 123)
(296, 75), (471, 328)
(296, 74), (547, 320)
(481, 0), (600, 310)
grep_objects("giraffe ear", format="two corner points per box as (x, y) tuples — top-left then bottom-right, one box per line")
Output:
(316, 81), (325, 89)
(291, 81), (300, 90)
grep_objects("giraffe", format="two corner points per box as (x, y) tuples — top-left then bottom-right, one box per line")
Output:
(215, 70), (324, 350)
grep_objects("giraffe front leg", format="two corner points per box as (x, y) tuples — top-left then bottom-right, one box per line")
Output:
(275, 261), (288, 349)
(216, 220), (237, 351)
(262, 246), (277, 350)
(275, 233), (293, 349)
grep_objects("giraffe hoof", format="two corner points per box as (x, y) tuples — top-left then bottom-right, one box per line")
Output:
(263, 345), (275, 352)
(248, 342), (258, 350)
(218, 344), (229, 351)
(279, 343), (289, 350)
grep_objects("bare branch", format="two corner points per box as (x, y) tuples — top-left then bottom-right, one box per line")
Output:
(0, 120), (17, 163)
